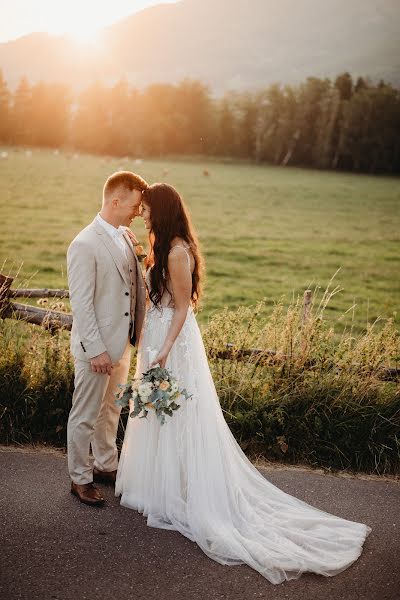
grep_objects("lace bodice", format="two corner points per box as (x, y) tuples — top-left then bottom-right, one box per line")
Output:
(145, 244), (194, 309)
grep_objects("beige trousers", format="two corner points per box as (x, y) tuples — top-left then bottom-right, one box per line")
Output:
(67, 340), (131, 485)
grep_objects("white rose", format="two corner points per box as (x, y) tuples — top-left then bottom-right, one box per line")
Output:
(138, 382), (153, 398)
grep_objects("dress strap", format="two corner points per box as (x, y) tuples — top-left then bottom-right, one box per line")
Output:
(169, 245), (192, 270)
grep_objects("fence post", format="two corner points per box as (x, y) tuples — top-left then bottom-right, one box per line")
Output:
(0, 274), (14, 318)
(302, 290), (312, 325)
(301, 289), (312, 355)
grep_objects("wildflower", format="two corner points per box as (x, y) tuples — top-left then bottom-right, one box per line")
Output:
(138, 382), (153, 398)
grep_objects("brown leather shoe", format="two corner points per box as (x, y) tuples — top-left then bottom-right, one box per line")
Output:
(93, 467), (117, 486)
(71, 481), (104, 506)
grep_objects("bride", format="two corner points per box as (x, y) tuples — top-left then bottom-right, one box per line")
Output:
(115, 183), (371, 584)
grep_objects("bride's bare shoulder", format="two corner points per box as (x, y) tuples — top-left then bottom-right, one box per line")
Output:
(169, 238), (191, 256)
(168, 238), (193, 272)
(170, 236), (189, 249)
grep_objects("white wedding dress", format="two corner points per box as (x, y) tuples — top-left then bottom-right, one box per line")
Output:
(116, 247), (371, 584)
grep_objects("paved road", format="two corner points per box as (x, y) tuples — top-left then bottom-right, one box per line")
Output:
(0, 448), (399, 600)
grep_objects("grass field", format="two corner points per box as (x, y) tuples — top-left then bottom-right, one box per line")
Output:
(0, 147), (399, 333)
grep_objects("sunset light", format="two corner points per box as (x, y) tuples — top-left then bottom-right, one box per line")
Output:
(66, 25), (101, 46)
(0, 0), (179, 43)
(0, 0), (399, 596)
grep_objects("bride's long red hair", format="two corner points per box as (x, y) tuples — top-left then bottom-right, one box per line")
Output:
(142, 183), (203, 309)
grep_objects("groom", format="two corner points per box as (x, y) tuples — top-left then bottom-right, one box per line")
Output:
(67, 171), (148, 506)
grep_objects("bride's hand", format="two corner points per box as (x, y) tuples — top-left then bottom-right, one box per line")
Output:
(126, 229), (138, 245)
(149, 348), (169, 369)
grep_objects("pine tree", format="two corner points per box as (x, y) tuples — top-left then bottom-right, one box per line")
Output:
(30, 82), (71, 147)
(334, 72), (353, 101)
(107, 78), (135, 156)
(0, 69), (10, 142)
(354, 77), (368, 93)
(216, 96), (237, 156)
(11, 77), (32, 145)
(71, 81), (110, 154)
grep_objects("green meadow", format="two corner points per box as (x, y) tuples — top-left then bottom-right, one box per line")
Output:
(0, 147), (399, 333)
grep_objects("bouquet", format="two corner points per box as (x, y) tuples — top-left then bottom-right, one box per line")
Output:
(115, 366), (191, 425)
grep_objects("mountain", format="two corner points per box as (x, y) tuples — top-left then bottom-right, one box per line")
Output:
(1, 0), (399, 93)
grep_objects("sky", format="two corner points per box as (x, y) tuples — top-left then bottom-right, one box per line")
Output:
(0, 0), (180, 43)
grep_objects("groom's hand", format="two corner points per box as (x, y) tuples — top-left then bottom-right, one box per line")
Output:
(90, 351), (113, 375)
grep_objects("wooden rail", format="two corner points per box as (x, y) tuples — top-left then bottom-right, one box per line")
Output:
(10, 288), (69, 298)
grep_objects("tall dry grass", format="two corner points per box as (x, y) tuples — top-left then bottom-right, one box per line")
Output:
(0, 319), (74, 445)
(203, 283), (400, 474)
(1, 282), (399, 474)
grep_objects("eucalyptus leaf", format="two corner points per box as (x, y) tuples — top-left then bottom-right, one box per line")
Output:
(150, 389), (163, 403)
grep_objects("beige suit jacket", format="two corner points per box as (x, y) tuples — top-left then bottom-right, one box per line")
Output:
(67, 219), (146, 363)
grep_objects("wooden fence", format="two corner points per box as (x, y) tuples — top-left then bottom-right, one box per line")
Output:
(0, 273), (72, 333)
(0, 272), (398, 381)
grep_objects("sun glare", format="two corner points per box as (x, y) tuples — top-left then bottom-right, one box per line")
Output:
(3, 1), (181, 44)
(67, 25), (101, 46)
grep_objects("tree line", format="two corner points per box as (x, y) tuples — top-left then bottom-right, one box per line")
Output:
(0, 70), (399, 174)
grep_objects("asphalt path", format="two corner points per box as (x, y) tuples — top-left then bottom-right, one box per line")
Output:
(0, 448), (399, 600)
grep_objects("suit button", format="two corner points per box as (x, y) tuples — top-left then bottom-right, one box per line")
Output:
(125, 312), (129, 316)
(125, 292), (129, 296)
(129, 268), (132, 272)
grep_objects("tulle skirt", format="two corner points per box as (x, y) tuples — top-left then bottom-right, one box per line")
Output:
(116, 306), (371, 584)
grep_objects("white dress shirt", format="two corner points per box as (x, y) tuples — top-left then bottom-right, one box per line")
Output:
(95, 213), (128, 259)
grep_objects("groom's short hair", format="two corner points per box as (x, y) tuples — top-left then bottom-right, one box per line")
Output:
(103, 171), (148, 200)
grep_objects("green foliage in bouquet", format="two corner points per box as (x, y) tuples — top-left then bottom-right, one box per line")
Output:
(115, 366), (191, 425)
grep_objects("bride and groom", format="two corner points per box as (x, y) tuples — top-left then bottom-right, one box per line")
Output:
(66, 171), (371, 584)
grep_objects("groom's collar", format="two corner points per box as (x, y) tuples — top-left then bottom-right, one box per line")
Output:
(92, 217), (104, 235)
(95, 213), (118, 236)
(93, 214), (128, 238)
